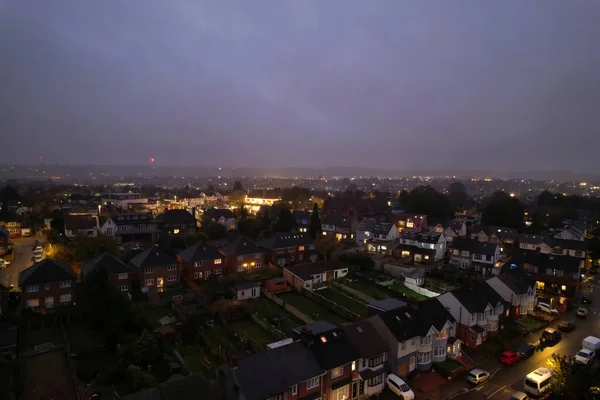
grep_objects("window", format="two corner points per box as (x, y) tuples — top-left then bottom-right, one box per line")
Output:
(214, 258), (222, 264)
(362, 359), (367, 368)
(145, 279), (155, 286)
(193, 272), (202, 279)
(27, 285), (39, 293)
(237, 255), (244, 261)
(417, 352), (431, 365)
(298, 254), (304, 261)
(351, 361), (356, 371)
(369, 354), (384, 367)
(277, 249), (284, 254)
(194, 261), (202, 267)
(213, 269), (223, 275)
(367, 374), (383, 387)
(306, 377), (319, 390)
(419, 335), (432, 346)
(237, 265), (244, 272)
(255, 262), (261, 268)
(291, 384), (298, 396)
(309, 244), (315, 250)
(411, 338), (416, 346)
(60, 294), (72, 303)
(118, 273), (128, 280)
(433, 346), (446, 357)
(575, 250), (583, 257)
(118, 285), (128, 292)
(168, 264), (177, 271)
(401, 341), (407, 351)
(331, 366), (344, 379)
(145, 267), (154, 274)
(44, 284), (50, 291)
(435, 329), (447, 340)
(298, 246), (305, 251)
(167, 275), (177, 282)
(45, 297), (54, 308)
(255, 253), (262, 259)
(26, 299), (40, 308)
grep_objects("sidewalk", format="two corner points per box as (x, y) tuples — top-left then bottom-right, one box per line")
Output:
(410, 370), (469, 400)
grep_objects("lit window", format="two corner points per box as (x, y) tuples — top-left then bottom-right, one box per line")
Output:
(214, 258), (222, 264)
(331, 366), (344, 379)
(60, 281), (71, 288)
(118, 285), (128, 292)
(27, 285), (40, 293)
(561, 285), (567, 291)
(60, 294), (72, 303)
(193, 272), (202, 279)
(173, 229), (180, 234)
(118, 273), (128, 280)
(351, 361), (356, 371)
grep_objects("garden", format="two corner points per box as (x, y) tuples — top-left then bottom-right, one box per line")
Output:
(278, 292), (350, 325)
(316, 287), (368, 315)
(387, 281), (428, 301)
(251, 297), (305, 337)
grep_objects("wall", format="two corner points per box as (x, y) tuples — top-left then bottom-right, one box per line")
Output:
(22, 281), (76, 310)
(382, 264), (418, 278)
(333, 282), (374, 302)
(138, 264), (181, 290)
(404, 282), (439, 298)
(178, 257), (225, 281)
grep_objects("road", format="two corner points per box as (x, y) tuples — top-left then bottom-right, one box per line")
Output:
(0, 236), (43, 289)
(451, 272), (600, 400)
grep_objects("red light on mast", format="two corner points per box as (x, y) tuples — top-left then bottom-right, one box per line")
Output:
(150, 158), (155, 163)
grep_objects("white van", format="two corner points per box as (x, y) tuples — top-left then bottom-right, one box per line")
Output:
(386, 374), (415, 400)
(536, 301), (558, 316)
(582, 336), (600, 353)
(524, 368), (552, 397)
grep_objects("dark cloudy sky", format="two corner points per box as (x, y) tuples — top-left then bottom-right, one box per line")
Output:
(1, 1), (600, 172)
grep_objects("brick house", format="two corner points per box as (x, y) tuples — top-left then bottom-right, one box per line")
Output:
(129, 246), (180, 292)
(177, 242), (225, 281)
(80, 252), (133, 293)
(259, 232), (317, 267)
(0, 210), (23, 237)
(218, 237), (266, 274)
(18, 259), (78, 311)
(283, 260), (350, 291)
(516, 250), (583, 299)
(155, 209), (197, 235)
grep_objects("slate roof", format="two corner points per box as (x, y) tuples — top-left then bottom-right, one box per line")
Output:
(293, 321), (338, 336)
(471, 225), (518, 240)
(417, 232), (442, 244)
(203, 208), (235, 220)
(80, 252), (131, 276)
(219, 237), (266, 256)
(321, 214), (352, 228)
(307, 327), (360, 371)
(156, 209), (196, 225)
(516, 250), (581, 273)
(234, 341), (324, 400)
(231, 281), (261, 291)
(450, 281), (505, 313)
(357, 219), (375, 233)
(18, 259), (77, 287)
(284, 260), (346, 281)
(159, 374), (223, 400)
(471, 241), (499, 256)
(519, 234), (587, 251)
(450, 221), (465, 232)
(377, 306), (419, 342)
(129, 246), (177, 269)
(496, 273), (534, 295)
(372, 222), (394, 235)
(178, 242), (224, 263)
(410, 297), (456, 336)
(342, 320), (388, 359)
(259, 232), (314, 250)
(368, 298), (407, 312)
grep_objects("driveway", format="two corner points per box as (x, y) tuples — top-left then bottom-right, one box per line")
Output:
(0, 236), (43, 289)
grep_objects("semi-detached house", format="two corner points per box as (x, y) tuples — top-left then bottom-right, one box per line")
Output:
(486, 274), (536, 320)
(19, 258), (78, 311)
(218, 237), (266, 274)
(177, 242), (225, 281)
(259, 232), (317, 267)
(80, 252), (132, 293)
(129, 246), (180, 292)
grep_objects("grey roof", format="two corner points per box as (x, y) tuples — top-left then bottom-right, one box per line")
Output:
(411, 298), (456, 336)
(259, 232), (314, 250)
(80, 252), (131, 276)
(0, 325), (17, 349)
(372, 222), (394, 235)
(450, 281), (505, 313)
(293, 321), (337, 336)
(129, 246), (177, 269)
(234, 341), (324, 400)
(284, 260), (346, 281)
(156, 209), (196, 225)
(519, 234), (587, 251)
(231, 281), (261, 291)
(159, 374), (223, 400)
(368, 298), (407, 312)
(204, 208), (235, 220)
(307, 327), (360, 371)
(18, 259), (77, 287)
(377, 306), (419, 342)
(178, 242), (223, 263)
(342, 320), (388, 359)
(357, 218), (375, 233)
(516, 250), (581, 273)
(219, 237), (266, 256)
(417, 232), (442, 244)
(496, 274), (534, 295)
(471, 241), (499, 256)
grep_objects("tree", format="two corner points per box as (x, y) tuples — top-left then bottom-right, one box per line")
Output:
(50, 217), (65, 233)
(447, 182), (470, 210)
(229, 181), (245, 208)
(397, 190), (409, 209)
(340, 253), (374, 271)
(200, 221), (228, 240)
(309, 203), (322, 239)
(273, 208), (297, 233)
(181, 313), (205, 345)
(125, 365), (157, 392)
(129, 329), (160, 365)
(403, 186), (454, 220)
(71, 235), (118, 262)
(481, 191), (524, 229)
(538, 190), (554, 207)
(548, 353), (593, 398)
(315, 234), (337, 260)
(232, 180), (244, 192)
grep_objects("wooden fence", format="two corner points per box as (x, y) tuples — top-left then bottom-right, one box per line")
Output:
(261, 289), (314, 324)
(304, 290), (360, 321)
(250, 314), (287, 340)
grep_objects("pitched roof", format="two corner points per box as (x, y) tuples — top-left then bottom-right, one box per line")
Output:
(231, 281), (261, 291)
(372, 222), (394, 235)
(471, 225), (518, 240)
(357, 219), (375, 232)
(307, 327), (360, 371)
(496, 274), (534, 295)
(64, 215), (97, 231)
(0, 210), (23, 223)
(417, 232), (443, 244)
(342, 320), (388, 359)
(376, 306), (420, 342)
(18, 259), (77, 287)
(284, 260), (346, 281)
(177, 242), (224, 263)
(203, 208), (235, 220)
(471, 241), (499, 256)
(321, 214), (352, 228)
(519, 234), (587, 251)
(129, 246), (177, 269)
(259, 232), (314, 250)
(409, 297), (455, 336)
(450, 281), (505, 313)
(293, 321), (338, 336)
(156, 209), (196, 225)
(80, 252), (131, 276)
(158, 374), (223, 400)
(112, 213), (155, 226)
(368, 298), (407, 313)
(234, 341), (324, 400)
(219, 237), (266, 256)
(516, 250), (581, 273)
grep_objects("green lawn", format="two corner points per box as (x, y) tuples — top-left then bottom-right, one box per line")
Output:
(231, 319), (280, 347)
(342, 279), (392, 300)
(316, 287), (368, 315)
(138, 305), (177, 329)
(278, 292), (349, 325)
(516, 316), (547, 332)
(251, 298), (305, 337)
(175, 344), (210, 375)
(388, 282), (428, 301)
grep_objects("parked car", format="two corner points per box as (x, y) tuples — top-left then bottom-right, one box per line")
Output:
(536, 301), (559, 316)
(575, 348), (596, 365)
(557, 321), (575, 332)
(581, 295), (593, 304)
(466, 369), (490, 385)
(386, 374), (415, 400)
(499, 350), (520, 365)
(576, 307), (588, 318)
(539, 328), (561, 346)
(509, 392), (529, 400)
(516, 343), (537, 359)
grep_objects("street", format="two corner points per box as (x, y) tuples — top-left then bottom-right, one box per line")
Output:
(450, 272), (600, 400)
(0, 236), (42, 289)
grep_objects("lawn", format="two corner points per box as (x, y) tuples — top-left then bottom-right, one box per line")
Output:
(316, 287), (368, 315)
(342, 278), (392, 300)
(175, 344), (210, 375)
(278, 292), (350, 325)
(516, 316), (547, 332)
(231, 319), (280, 348)
(388, 282), (428, 301)
(251, 298), (304, 337)
(138, 305), (177, 329)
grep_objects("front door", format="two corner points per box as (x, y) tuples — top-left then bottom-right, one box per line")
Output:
(157, 277), (164, 289)
(334, 385), (349, 400)
(398, 363), (408, 377)
(409, 356), (416, 371)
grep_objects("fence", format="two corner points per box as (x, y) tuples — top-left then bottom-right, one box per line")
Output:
(332, 281), (375, 302)
(220, 317), (264, 354)
(304, 290), (360, 321)
(261, 289), (314, 324)
(250, 313), (287, 340)
(404, 282), (440, 298)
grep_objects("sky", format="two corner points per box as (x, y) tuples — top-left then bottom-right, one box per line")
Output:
(1, 1), (600, 173)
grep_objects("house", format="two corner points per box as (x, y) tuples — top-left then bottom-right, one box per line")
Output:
(323, 197), (368, 219)
(519, 234), (587, 259)
(219, 237), (266, 274)
(63, 215), (98, 238)
(156, 209), (197, 234)
(244, 194), (281, 214)
(321, 214), (358, 241)
(129, 246), (180, 292)
(283, 260), (349, 291)
(342, 321), (389, 397)
(80, 252), (132, 293)
(395, 231), (446, 263)
(444, 221), (467, 246)
(0, 210), (23, 237)
(0, 325), (17, 361)
(391, 213), (428, 232)
(203, 209), (237, 231)
(227, 340), (325, 400)
(177, 242), (225, 281)
(364, 222), (398, 255)
(292, 211), (311, 233)
(553, 222), (586, 241)
(107, 213), (160, 243)
(470, 225), (518, 249)
(259, 232), (317, 267)
(516, 250), (583, 298)
(437, 282), (505, 349)
(98, 216), (118, 236)
(18, 259), (78, 311)
(101, 192), (148, 210)
(449, 239), (501, 274)
(486, 274), (536, 320)
(231, 281), (261, 301)
(368, 298), (458, 377)
(355, 219), (375, 246)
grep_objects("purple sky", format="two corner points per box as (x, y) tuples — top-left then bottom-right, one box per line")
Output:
(1, 1), (600, 172)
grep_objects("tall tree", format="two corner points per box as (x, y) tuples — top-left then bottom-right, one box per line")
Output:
(397, 190), (409, 209)
(229, 180), (246, 207)
(481, 191), (525, 229)
(274, 208), (297, 232)
(309, 203), (322, 239)
(315, 234), (337, 260)
(447, 182), (470, 210)
(538, 190), (554, 207)
(404, 186), (454, 220)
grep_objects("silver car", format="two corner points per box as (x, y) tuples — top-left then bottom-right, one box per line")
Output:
(466, 368), (490, 385)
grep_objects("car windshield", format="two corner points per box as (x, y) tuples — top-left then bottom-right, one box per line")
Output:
(577, 351), (590, 358)
(399, 383), (410, 392)
(525, 378), (538, 388)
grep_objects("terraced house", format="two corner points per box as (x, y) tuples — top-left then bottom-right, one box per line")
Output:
(219, 237), (266, 274)
(129, 246), (180, 292)
(486, 273), (536, 320)
(19, 259), (78, 311)
(259, 232), (317, 267)
(177, 242), (225, 281)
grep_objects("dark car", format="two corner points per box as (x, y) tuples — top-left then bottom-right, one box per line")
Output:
(557, 321), (575, 332)
(581, 295), (593, 305)
(516, 343), (536, 359)
(540, 328), (561, 346)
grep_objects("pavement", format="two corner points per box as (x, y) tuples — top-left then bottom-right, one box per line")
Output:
(449, 272), (600, 400)
(0, 236), (43, 289)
